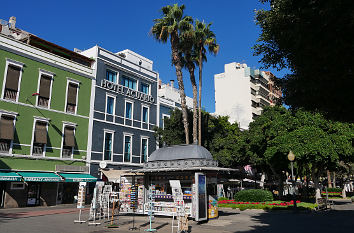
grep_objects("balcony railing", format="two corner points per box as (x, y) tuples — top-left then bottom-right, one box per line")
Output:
(4, 89), (17, 101)
(66, 104), (76, 114)
(0, 140), (10, 153)
(62, 147), (72, 158)
(38, 97), (49, 108)
(32, 144), (44, 156)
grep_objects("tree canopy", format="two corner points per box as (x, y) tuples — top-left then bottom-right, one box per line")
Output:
(254, 0), (354, 122)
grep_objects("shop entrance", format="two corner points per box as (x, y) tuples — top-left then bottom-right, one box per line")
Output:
(27, 183), (40, 206)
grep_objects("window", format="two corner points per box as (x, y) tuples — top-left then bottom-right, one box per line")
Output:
(162, 114), (170, 129)
(142, 106), (149, 123)
(32, 120), (48, 156)
(0, 115), (15, 153)
(106, 70), (117, 83)
(37, 73), (52, 108)
(66, 82), (79, 114)
(103, 132), (113, 161)
(141, 138), (148, 163)
(124, 135), (132, 162)
(106, 96), (115, 114)
(125, 101), (133, 119)
(141, 83), (149, 94)
(11, 182), (25, 190)
(2, 62), (23, 101)
(122, 76), (136, 90)
(62, 125), (75, 158)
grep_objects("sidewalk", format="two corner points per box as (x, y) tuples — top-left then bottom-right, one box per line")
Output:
(0, 204), (88, 218)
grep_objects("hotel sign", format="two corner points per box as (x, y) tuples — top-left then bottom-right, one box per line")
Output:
(101, 79), (155, 104)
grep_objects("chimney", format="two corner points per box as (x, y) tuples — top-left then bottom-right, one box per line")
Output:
(9, 16), (16, 29)
(170, 80), (174, 88)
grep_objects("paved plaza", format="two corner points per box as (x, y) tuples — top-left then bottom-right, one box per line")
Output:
(0, 200), (353, 233)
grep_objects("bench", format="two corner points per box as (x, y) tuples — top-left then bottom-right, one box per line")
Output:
(316, 197), (333, 210)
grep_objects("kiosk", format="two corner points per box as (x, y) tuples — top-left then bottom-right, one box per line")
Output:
(138, 144), (238, 221)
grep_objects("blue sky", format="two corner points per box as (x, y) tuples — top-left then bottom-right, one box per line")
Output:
(1, 0), (288, 113)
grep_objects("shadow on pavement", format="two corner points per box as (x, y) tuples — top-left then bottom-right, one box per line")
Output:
(231, 209), (354, 233)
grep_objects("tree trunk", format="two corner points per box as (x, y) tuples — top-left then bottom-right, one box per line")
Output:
(171, 33), (189, 144)
(327, 170), (332, 188)
(198, 48), (203, 145)
(187, 64), (198, 143)
(333, 172), (336, 188)
(311, 167), (321, 202)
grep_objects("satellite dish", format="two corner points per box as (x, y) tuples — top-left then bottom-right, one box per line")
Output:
(99, 161), (107, 169)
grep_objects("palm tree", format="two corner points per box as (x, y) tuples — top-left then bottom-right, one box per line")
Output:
(195, 20), (219, 145)
(151, 4), (193, 144)
(180, 33), (198, 143)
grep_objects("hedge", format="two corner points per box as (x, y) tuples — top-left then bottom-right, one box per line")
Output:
(234, 189), (273, 202)
(326, 188), (342, 192)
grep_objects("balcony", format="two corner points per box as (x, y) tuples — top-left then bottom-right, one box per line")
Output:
(4, 89), (17, 101)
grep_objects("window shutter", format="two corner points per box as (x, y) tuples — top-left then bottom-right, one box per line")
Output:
(34, 122), (47, 144)
(0, 116), (14, 140)
(5, 65), (21, 91)
(67, 83), (78, 105)
(64, 127), (75, 147)
(39, 75), (51, 98)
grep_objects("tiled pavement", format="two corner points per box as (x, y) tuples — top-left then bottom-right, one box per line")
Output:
(0, 201), (353, 233)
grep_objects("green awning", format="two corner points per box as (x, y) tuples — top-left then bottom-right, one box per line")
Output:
(0, 171), (22, 181)
(17, 172), (62, 182)
(58, 173), (97, 182)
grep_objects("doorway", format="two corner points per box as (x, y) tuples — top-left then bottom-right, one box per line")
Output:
(27, 183), (40, 206)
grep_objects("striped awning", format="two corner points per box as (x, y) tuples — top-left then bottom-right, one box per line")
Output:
(17, 171), (62, 182)
(58, 173), (97, 182)
(0, 171), (22, 181)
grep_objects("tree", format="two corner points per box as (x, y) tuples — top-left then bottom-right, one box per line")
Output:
(155, 108), (244, 167)
(194, 20), (219, 145)
(254, 0), (354, 122)
(151, 4), (193, 144)
(246, 106), (354, 199)
(180, 31), (199, 143)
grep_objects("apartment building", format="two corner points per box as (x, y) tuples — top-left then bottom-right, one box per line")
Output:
(214, 62), (282, 130)
(0, 17), (96, 208)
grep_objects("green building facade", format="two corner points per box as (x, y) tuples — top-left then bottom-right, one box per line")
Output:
(0, 30), (96, 208)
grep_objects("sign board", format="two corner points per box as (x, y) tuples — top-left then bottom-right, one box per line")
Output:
(77, 182), (86, 209)
(169, 180), (183, 202)
(195, 173), (207, 221)
(101, 79), (155, 104)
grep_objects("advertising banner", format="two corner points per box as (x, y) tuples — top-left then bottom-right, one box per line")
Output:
(195, 173), (207, 221)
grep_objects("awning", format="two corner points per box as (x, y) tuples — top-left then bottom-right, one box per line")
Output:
(101, 169), (126, 183)
(100, 169), (143, 183)
(0, 171), (22, 181)
(17, 172), (61, 182)
(59, 173), (97, 182)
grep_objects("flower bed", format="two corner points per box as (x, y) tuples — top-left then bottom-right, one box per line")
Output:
(218, 199), (316, 210)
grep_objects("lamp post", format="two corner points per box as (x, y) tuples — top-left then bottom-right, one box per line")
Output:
(288, 151), (297, 209)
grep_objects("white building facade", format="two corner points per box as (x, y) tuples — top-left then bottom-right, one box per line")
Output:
(214, 62), (281, 130)
(157, 80), (193, 129)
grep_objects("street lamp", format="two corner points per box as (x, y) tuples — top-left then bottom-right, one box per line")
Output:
(287, 151), (297, 209)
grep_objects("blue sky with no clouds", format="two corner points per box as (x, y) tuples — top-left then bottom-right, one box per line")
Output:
(1, 0), (288, 113)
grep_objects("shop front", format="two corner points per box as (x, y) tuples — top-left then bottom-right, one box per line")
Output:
(0, 171), (97, 208)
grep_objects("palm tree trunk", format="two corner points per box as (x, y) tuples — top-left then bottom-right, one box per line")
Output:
(198, 48), (203, 146)
(171, 34), (189, 144)
(187, 64), (198, 143)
